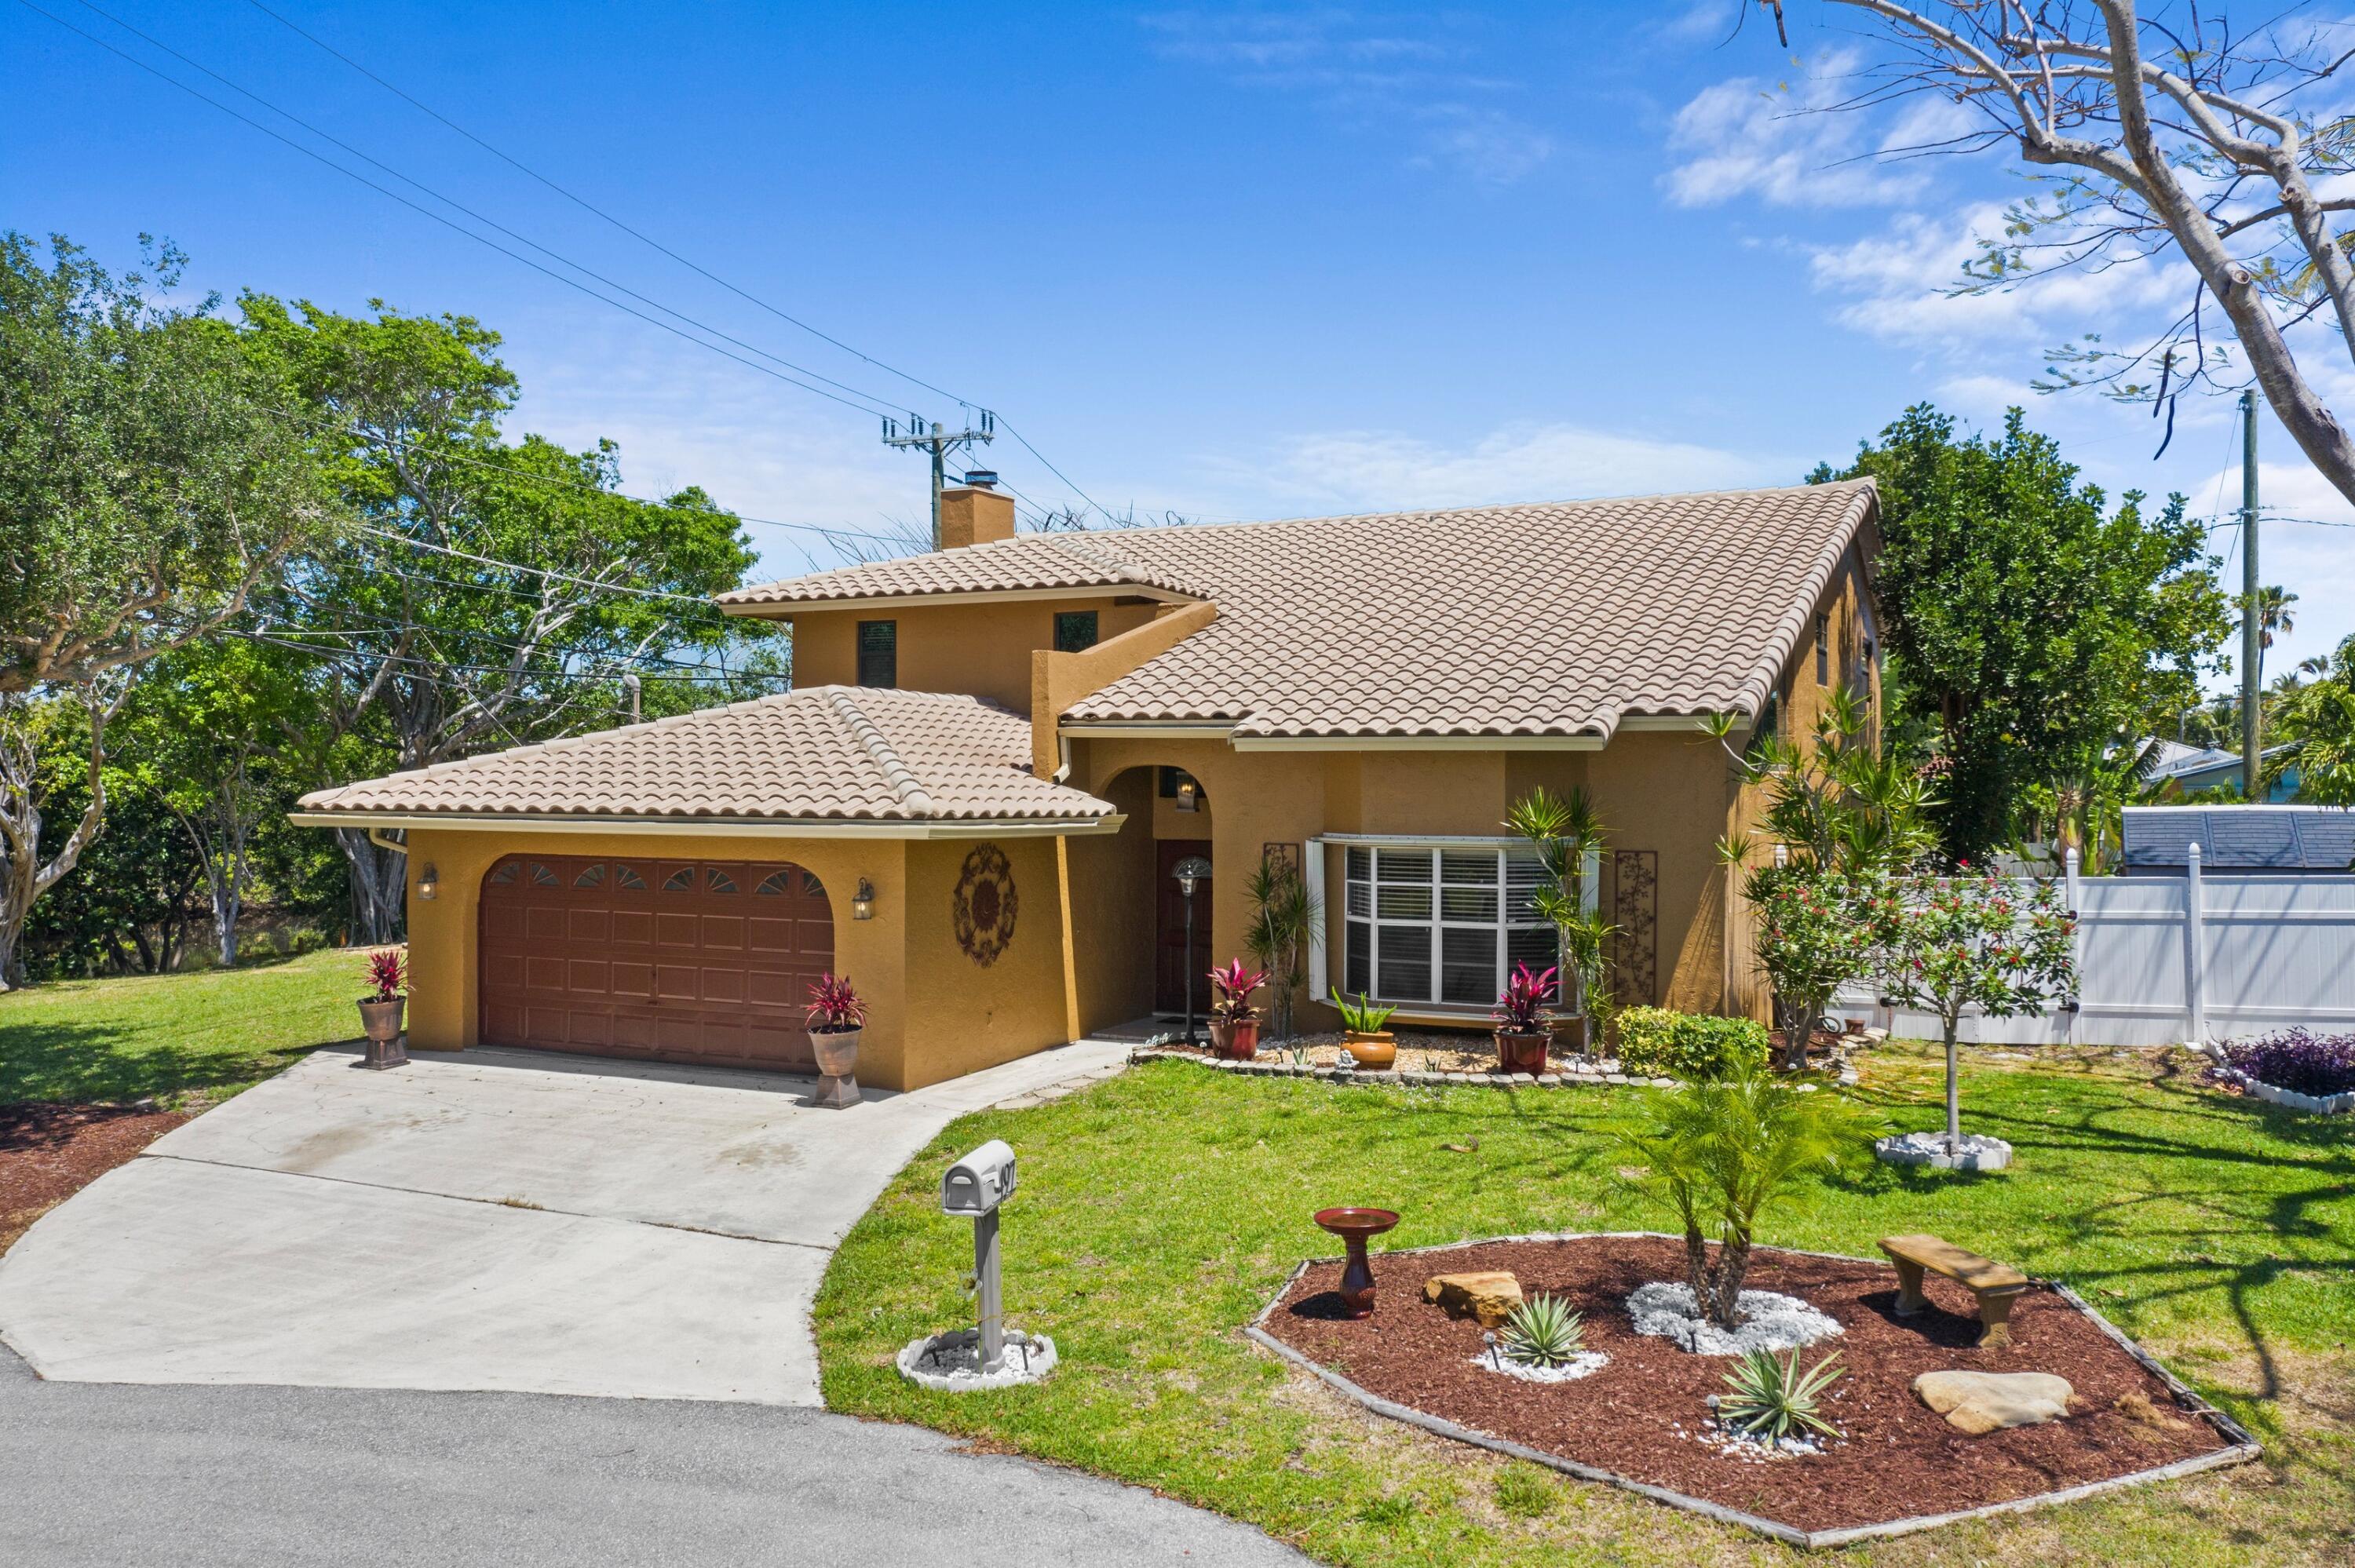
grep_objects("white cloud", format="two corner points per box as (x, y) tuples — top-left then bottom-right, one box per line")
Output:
(1198, 421), (1782, 516)
(1141, 9), (1554, 185)
(1663, 49), (1932, 208)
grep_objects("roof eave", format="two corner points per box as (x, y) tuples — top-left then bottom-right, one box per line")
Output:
(716, 585), (1207, 618)
(288, 810), (1127, 840)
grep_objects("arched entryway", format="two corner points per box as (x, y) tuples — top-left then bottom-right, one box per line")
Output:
(476, 853), (834, 1071)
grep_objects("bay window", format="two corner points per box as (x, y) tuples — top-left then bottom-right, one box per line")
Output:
(1338, 842), (1560, 1009)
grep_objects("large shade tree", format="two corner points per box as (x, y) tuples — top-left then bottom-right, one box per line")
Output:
(0, 235), (333, 984)
(243, 297), (783, 940)
(1769, 1), (2355, 509)
(1816, 405), (2226, 861)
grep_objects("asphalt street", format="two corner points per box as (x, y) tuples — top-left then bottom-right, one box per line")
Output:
(0, 1346), (1307, 1567)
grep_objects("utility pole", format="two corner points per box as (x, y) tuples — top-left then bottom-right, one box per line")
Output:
(882, 410), (995, 548)
(2240, 388), (2260, 800)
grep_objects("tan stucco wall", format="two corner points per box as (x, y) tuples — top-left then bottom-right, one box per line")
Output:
(785, 597), (1163, 711)
(894, 834), (1075, 1089)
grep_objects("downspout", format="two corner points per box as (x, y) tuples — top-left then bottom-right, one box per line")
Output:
(367, 825), (408, 857)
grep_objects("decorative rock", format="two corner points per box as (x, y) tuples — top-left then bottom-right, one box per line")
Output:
(1913, 1369), (2073, 1434)
(896, 1328), (1058, 1391)
(1875, 1131), (2014, 1171)
(1423, 1270), (1525, 1328)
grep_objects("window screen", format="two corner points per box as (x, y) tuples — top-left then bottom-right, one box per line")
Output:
(1342, 844), (1557, 1009)
(1053, 610), (1099, 653)
(856, 620), (896, 687)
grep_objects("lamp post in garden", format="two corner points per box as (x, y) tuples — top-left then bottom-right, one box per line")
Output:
(1174, 855), (1212, 1045)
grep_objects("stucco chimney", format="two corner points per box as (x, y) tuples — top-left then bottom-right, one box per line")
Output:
(939, 475), (1015, 549)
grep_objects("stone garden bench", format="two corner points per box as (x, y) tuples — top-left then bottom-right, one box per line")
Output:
(1879, 1233), (2031, 1348)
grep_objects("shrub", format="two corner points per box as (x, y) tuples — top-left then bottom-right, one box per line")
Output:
(1616, 1007), (1770, 1080)
(362, 946), (405, 1001)
(805, 972), (866, 1032)
(2218, 1028), (2355, 1097)
(1208, 959), (1267, 1023)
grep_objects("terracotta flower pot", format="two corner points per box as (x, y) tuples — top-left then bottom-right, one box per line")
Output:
(1207, 1017), (1261, 1059)
(1342, 1029), (1396, 1070)
(356, 997), (407, 1070)
(1496, 1029), (1549, 1075)
(809, 1025), (862, 1109)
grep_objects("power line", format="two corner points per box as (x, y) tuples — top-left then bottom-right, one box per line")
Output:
(234, 629), (770, 685)
(13, 0), (909, 425)
(352, 524), (716, 603)
(243, 0), (978, 417)
(237, 0), (1129, 527)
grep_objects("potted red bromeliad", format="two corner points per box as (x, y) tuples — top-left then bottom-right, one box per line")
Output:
(805, 972), (867, 1109)
(1494, 961), (1557, 1075)
(356, 947), (409, 1070)
(1207, 959), (1269, 1059)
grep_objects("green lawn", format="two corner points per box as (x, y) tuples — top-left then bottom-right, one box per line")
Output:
(0, 948), (360, 1107)
(817, 1045), (2354, 1566)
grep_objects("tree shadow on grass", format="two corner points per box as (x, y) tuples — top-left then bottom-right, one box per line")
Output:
(0, 1019), (326, 1107)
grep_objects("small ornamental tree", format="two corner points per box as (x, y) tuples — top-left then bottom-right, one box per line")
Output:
(1876, 869), (2076, 1156)
(1711, 686), (1934, 1070)
(1505, 787), (1612, 1042)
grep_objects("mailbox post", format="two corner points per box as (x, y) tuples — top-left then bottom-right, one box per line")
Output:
(940, 1139), (1017, 1373)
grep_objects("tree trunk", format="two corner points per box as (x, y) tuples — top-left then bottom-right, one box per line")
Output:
(338, 827), (405, 944)
(1774, 994), (1811, 1072)
(1944, 1016), (1963, 1155)
(1711, 1233), (1753, 1330)
(1682, 1223), (1712, 1315)
(0, 911), (24, 990)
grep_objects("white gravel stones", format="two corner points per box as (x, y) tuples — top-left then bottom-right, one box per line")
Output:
(896, 1329), (1057, 1391)
(1625, 1282), (1843, 1355)
(1873, 1131), (2014, 1171)
(1471, 1350), (1609, 1384)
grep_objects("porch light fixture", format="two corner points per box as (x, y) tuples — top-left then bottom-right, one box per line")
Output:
(852, 878), (876, 921)
(1772, 843), (1790, 869)
(1172, 855), (1213, 1045)
(416, 864), (440, 901)
(1174, 774), (1200, 812)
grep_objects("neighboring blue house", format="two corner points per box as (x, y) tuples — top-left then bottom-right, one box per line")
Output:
(2144, 739), (2301, 801)
(2120, 804), (2355, 874)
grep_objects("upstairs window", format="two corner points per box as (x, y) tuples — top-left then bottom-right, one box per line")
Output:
(856, 620), (897, 687)
(1053, 610), (1100, 653)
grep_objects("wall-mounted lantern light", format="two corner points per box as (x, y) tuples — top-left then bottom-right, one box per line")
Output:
(1174, 774), (1201, 812)
(416, 864), (440, 901)
(1771, 843), (1789, 869)
(853, 877), (876, 920)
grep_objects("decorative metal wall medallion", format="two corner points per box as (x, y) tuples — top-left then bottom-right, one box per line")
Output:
(953, 843), (1019, 966)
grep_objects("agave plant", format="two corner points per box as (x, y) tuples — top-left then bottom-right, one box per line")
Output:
(1499, 1293), (1586, 1368)
(1717, 1347), (1843, 1448)
(1330, 988), (1398, 1034)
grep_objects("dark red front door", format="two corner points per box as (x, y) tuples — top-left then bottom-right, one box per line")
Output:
(1156, 840), (1212, 1015)
(478, 854), (834, 1072)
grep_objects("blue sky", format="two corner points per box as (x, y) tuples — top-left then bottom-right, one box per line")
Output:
(7, 0), (2350, 695)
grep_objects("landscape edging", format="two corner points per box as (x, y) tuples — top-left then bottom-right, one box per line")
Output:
(2199, 1044), (2355, 1114)
(1240, 1230), (2261, 1552)
(1126, 1047), (1865, 1092)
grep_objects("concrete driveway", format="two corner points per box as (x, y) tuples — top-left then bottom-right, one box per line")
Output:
(0, 1041), (1125, 1404)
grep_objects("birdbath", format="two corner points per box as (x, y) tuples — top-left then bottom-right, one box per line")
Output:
(1313, 1207), (1400, 1318)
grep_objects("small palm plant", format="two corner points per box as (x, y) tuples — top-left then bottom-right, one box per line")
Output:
(1717, 1346), (1843, 1448)
(1499, 1293), (1586, 1368)
(1616, 1063), (1876, 1329)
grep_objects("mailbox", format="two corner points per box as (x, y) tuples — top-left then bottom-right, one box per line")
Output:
(940, 1140), (1017, 1216)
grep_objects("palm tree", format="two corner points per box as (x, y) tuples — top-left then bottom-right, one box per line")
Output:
(2254, 585), (2298, 692)
(1505, 786), (1612, 1044)
(1243, 857), (1320, 1045)
(1616, 1064), (1876, 1329)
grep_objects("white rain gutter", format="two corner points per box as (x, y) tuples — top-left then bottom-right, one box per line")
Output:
(290, 811), (1126, 841)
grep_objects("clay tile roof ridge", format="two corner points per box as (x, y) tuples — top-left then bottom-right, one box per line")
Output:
(823, 687), (939, 817)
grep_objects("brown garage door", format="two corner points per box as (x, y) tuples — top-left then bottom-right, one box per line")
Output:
(478, 854), (834, 1071)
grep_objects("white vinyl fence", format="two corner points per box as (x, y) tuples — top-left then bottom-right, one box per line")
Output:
(1831, 845), (2355, 1048)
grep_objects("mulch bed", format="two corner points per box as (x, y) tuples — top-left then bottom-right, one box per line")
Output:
(1258, 1234), (2233, 1535)
(0, 1102), (188, 1255)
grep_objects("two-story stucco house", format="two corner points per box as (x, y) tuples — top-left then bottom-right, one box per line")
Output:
(294, 477), (1883, 1090)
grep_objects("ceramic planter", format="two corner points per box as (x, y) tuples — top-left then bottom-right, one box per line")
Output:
(1342, 1029), (1396, 1070)
(1207, 1017), (1261, 1059)
(356, 997), (408, 1070)
(1496, 1029), (1549, 1075)
(810, 1025), (863, 1108)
